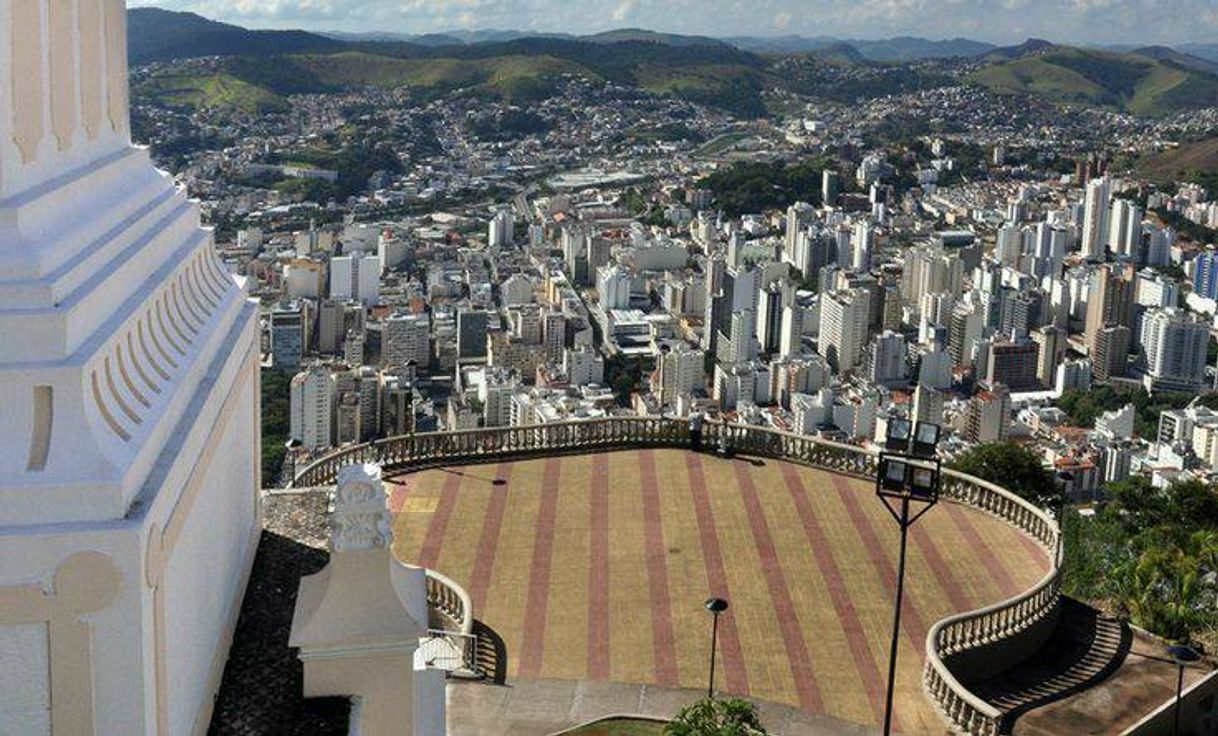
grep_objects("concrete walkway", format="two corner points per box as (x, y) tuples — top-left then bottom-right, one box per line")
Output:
(447, 678), (884, 735)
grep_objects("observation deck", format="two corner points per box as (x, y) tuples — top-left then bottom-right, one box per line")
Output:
(293, 418), (1065, 734)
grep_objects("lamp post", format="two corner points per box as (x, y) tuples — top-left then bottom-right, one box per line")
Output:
(876, 419), (942, 736)
(1167, 643), (1200, 736)
(705, 597), (729, 699)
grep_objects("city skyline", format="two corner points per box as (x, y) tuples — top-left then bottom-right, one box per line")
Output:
(129, 0), (1218, 46)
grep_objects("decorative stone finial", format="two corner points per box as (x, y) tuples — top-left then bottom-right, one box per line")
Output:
(331, 463), (393, 552)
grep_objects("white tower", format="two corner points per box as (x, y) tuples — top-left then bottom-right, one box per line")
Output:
(1080, 177), (1112, 260)
(0, 3), (261, 734)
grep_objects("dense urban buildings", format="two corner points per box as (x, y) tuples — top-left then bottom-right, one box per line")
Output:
(5, 2), (1218, 735)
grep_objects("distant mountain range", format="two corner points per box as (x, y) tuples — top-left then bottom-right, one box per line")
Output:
(127, 9), (1218, 119)
(128, 8), (343, 65)
(725, 35), (997, 61)
(129, 8), (1218, 66)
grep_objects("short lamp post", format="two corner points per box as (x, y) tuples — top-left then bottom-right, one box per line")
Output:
(705, 597), (729, 699)
(1167, 643), (1200, 736)
(876, 419), (942, 736)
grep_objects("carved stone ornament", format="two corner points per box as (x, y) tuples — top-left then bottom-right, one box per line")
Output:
(331, 463), (393, 552)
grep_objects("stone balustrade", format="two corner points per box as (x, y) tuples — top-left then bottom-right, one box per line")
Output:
(425, 569), (472, 637)
(292, 417), (1062, 735)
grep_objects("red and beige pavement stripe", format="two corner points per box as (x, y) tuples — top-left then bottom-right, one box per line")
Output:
(779, 462), (890, 726)
(638, 450), (680, 687)
(466, 463), (514, 611)
(942, 502), (1022, 599)
(587, 452), (612, 680)
(654, 452), (713, 689)
(732, 459), (824, 713)
(607, 453), (656, 683)
(416, 471), (463, 569)
(701, 457), (794, 704)
(517, 456), (563, 678)
(544, 452), (593, 680)
(684, 453), (750, 696)
(831, 475), (929, 643)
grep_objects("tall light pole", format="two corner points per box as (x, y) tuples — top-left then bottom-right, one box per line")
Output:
(1167, 643), (1200, 736)
(876, 419), (942, 736)
(705, 597), (729, 699)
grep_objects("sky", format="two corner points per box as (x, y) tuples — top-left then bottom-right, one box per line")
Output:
(128, 0), (1218, 45)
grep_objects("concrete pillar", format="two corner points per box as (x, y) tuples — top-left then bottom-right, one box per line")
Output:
(290, 464), (446, 736)
(0, 0), (129, 200)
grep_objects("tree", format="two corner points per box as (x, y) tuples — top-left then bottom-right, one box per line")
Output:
(1113, 544), (1215, 642)
(1065, 477), (1218, 645)
(260, 369), (292, 487)
(665, 698), (767, 736)
(951, 443), (1059, 509)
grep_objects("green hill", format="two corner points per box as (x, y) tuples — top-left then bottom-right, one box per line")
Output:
(283, 52), (596, 102)
(1137, 137), (1218, 182)
(134, 70), (289, 113)
(969, 45), (1218, 116)
(128, 8), (343, 64)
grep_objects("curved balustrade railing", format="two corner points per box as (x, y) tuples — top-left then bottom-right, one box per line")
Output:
(294, 417), (1061, 734)
(425, 569), (472, 637)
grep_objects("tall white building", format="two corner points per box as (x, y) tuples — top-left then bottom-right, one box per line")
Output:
(330, 251), (381, 306)
(384, 313), (431, 368)
(291, 368), (336, 451)
(1080, 176), (1112, 260)
(784, 202), (815, 265)
(659, 345), (706, 405)
(779, 305), (805, 358)
(818, 290), (870, 374)
(1141, 308), (1209, 393)
(852, 221), (874, 272)
(597, 265), (632, 310)
(488, 208), (514, 247)
(564, 347), (605, 386)
(0, 8), (261, 735)
(1108, 199), (1143, 258)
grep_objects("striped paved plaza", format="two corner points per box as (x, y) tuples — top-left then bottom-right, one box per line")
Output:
(390, 449), (1050, 734)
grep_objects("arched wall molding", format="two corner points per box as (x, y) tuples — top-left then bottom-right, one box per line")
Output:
(0, 551), (123, 736)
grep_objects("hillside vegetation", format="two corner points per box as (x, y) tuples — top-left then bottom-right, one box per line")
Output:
(141, 47), (774, 117)
(969, 46), (1218, 115)
(128, 7), (342, 64)
(133, 71), (289, 114)
(1137, 137), (1218, 182)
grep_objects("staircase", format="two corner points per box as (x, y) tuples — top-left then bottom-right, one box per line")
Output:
(964, 597), (1131, 734)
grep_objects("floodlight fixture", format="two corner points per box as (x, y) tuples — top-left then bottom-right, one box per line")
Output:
(885, 418), (913, 453)
(912, 422), (941, 458)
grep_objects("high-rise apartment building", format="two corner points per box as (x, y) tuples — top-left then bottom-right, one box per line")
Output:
(983, 340), (1040, 392)
(966, 387), (1012, 443)
(330, 251), (381, 305)
(457, 309), (489, 359)
(1080, 176), (1112, 260)
(291, 367), (335, 451)
(384, 313), (431, 368)
(1085, 263), (1135, 380)
(867, 330), (907, 386)
(271, 303), (306, 370)
(658, 344), (706, 405)
(1141, 308), (1210, 393)
(1032, 326), (1065, 388)
(818, 289), (870, 374)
